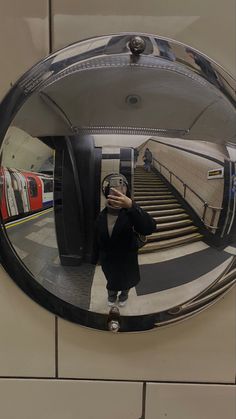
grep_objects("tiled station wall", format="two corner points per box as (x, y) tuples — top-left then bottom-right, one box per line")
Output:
(0, 1), (235, 418)
(138, 139), (225, 228)
(53, 0), (236, 76)
(2, 127), (52, 171)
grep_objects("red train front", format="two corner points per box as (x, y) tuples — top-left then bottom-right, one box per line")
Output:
(0, 167), (53, 222)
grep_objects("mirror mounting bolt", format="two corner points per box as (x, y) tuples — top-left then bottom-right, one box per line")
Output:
(107, 306), (120, 332)
(129, 36), (146, 55)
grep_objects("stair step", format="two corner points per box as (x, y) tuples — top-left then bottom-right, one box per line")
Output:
(134, 170), (157, 176)
(153, 213), (189, 223)
(135, 169), (156, 172)
(134, 177), (160, 180)
(135, 195), (175, 201)
(134, 184), (167, 187)
(134, 176), (165, 183)
(135, 178), (161, 181)
(135, 176), (162, 179)
(135, 199), (175, 204)
(134, 181), (162, 184)
(134, 186), (170, 194)
(139, 233), (203, 253)
(137, 203), (181, 209)
(134, 177), (162, 180)
(154, 219), (193, 230)
(134, 175), (161, 179)
(134, 192), (171, 199)
(135, 192), (169, 195)
(134, 192), (172, 197)
(137, 200), (177, 206)
(134, 183), (164, 186)
(147, 225), (198, 241)
(134, 188), (168, 196)
(147, 208), (185, 216)
(136, 180), (163, 182)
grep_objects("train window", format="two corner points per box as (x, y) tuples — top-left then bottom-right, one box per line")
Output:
(42, 178), (53, 193)
(28, 177), (38, 197)
(0, 34), (235, 332)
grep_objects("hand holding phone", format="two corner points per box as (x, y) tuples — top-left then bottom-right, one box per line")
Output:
(107, 188), (132, 209)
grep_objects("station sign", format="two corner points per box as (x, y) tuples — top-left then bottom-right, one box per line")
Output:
(207, 168), (224, 179)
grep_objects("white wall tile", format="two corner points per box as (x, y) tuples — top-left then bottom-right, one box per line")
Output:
(146, 383), (236, 419)
(0, 379), (142, 419)
(0, 267), (55, 376)
(58, 287), (236, 382)
(52, 0), (236, 76)
(0, 2), (49, 99)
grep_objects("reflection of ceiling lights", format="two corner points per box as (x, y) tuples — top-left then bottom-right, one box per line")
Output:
(125, 94), (141, 106)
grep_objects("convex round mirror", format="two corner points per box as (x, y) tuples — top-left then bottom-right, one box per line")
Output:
(0, 33), (235, 332)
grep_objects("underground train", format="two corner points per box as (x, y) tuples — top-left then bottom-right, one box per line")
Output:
(0, 167), (53, 221)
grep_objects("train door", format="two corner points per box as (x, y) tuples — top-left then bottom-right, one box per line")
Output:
(0, 167), (8, 220)
(25, 173), (43, 212)
(41, 177), (53, 208)
(4, 169), (18, 217)
(11, 169), (30, 214)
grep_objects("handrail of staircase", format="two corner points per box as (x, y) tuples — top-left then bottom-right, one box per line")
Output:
(152, 158), (223, 230)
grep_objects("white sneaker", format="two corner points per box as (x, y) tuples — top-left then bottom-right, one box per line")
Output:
(108, 300), (117, 307)
(118, 300), (127, 307)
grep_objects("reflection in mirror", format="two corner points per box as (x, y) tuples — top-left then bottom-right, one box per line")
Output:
(0, 34), (235, 329)
(1, 131), (235, 315)
(0, 128), (56, 279)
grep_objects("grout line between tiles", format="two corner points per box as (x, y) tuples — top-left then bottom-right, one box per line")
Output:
(55, 316), (58, 378)
(0, 378), (234, 385)
(48, 0), (53, 54)
(139, 382), (147, 419)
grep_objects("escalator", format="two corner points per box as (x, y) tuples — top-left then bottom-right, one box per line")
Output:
(134, 166), (203, 253)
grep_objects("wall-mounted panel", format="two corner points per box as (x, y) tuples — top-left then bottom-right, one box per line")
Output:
(52, 0), (236, 76)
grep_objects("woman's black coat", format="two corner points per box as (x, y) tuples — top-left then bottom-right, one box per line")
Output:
(94, 202), (156, 291)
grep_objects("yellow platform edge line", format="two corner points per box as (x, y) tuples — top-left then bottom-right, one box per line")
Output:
(5, 207), (53, 229)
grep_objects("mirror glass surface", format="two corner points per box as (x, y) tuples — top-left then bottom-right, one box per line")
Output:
(0, 34), (235, 329)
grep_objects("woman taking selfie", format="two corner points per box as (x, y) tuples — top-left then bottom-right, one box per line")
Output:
(94, 174), (156, 307)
